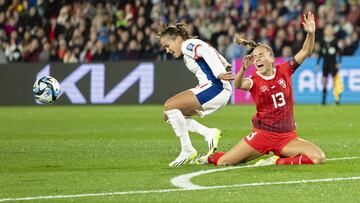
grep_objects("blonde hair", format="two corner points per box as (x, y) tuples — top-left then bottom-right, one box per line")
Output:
(235, 34), (274, 57)
(154, 23), (196, 40)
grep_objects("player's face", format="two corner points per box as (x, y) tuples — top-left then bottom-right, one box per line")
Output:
(324, 25), (334, 37)
(160, 35), (183, 58)
(252, 46), (274, 76)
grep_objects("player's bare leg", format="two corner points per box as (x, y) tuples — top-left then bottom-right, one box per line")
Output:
(253, 137), (325, 166)
(200, 140), (263, 166)
(278, 137), (326, 164)
(163, 90), (202, 120)
(163, 90), (202, 166)
(165, 90), (222, 159)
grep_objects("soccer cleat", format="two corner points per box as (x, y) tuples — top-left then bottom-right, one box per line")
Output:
(190, 153), (209, 165)
(169, 149), (197, 167)
(206, 129), (222, 156)
(254, 155), (280, 166)
(190, 129), (222, 165)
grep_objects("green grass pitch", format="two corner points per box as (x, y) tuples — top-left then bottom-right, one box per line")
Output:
(0, 105), (359, 202)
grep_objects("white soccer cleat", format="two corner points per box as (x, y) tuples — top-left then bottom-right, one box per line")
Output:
(169, 149), (198, 167)
(254, 155), (279, 166)
(206, 128), (222, 156)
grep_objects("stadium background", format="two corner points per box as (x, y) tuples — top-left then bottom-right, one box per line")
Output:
(0, 0), (359, 105)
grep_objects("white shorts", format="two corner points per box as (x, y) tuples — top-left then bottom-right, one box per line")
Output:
(190, 83), (231, 118)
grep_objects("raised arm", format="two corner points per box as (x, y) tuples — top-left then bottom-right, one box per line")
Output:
(294, 12), (315, 65)
(234, 54), (253, 90)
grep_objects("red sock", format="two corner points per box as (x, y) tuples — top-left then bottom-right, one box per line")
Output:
(208, 152), (225, 165)
(276, 155), (314, 165)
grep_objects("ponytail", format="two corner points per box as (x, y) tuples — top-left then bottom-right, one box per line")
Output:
(234, 34), (258, 48)
(235, 34), (274, 57)
(153, 22), (196, 40)
(175, 23), (196, 39)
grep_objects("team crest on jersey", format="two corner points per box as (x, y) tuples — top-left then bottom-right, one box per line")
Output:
(186, 43), (195, 51)
(260, 85), (269, 92)
(278, 78), (287, 88)
(289, 59), (294, 66)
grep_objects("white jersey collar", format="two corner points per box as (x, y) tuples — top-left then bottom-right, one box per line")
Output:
(256, 68), (276, 80)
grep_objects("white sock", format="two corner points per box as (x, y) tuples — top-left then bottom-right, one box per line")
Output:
(185, 117), (214, 141)
(165, 109), (193, 152)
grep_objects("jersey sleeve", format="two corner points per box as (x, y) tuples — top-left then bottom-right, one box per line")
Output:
(247, 77), (254, 91)
(248, 75), (256, 92)
(278, 58), (300, 76)
(181, 39), (201, 59)
(195, 44), (227, 78)
(218, 52), (231, 68)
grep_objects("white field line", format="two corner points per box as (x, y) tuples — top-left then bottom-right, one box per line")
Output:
(0, 156), (359, 202)
(1, 177), (360, 202)
(326, 156), (360, 161)
(171, 156), (360, 189)
(171, 164), (256, 189)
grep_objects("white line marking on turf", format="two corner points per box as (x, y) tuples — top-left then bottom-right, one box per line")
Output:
(326, 156), (360, 161)
(171, 156), (360, 189)
(171, 165), (256, 189)
(0, 156), (359, 202)
(1, 177), (360, 202)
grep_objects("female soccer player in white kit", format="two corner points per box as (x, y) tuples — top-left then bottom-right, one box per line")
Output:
(155, 23), (234, 166)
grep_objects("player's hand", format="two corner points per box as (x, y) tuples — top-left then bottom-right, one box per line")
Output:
(226, 64), (232, 72)
(242, 54), (253, 70)
(218, 71), (235, 81)
(303, 11), (315, 34)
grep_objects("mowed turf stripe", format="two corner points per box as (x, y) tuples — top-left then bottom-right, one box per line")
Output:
(0, 156), (359, 202)
(171, 156), (360, 189)
(0, 177), (359, 202)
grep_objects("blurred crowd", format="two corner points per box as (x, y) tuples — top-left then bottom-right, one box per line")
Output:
(0, 0), (359, 63)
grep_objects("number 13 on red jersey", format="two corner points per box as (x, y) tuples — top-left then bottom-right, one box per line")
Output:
(271, 92), (286, 108)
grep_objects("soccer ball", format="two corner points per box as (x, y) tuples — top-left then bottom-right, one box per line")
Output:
(32, 76), (61, 104)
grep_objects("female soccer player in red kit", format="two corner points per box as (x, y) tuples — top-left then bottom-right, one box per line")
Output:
(195, 11), (326, 166)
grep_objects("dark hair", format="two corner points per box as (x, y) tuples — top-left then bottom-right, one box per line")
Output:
(154, 23), (196, 40)
(235, 34), (274, 57)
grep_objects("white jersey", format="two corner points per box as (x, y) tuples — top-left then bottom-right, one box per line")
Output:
(180, 39), (232, 118)
(181, 39), (232, 91)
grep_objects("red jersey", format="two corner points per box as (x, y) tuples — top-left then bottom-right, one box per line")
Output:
(249, 58), (300, 133)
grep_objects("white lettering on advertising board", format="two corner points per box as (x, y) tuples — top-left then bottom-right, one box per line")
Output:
(36, 63), (154, 104)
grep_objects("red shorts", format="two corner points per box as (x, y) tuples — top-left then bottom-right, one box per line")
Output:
(244, 128), (298, 156)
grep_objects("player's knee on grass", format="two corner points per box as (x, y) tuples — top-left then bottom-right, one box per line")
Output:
(310, 151), (326, 164)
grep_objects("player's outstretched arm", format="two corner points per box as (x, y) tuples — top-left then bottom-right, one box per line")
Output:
(294, 11), (315, 65)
